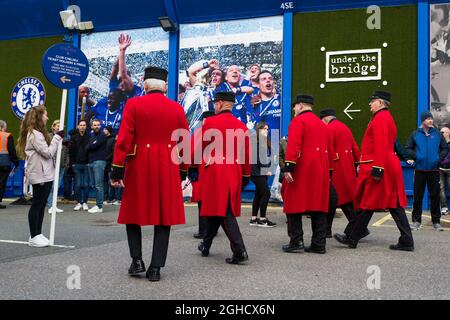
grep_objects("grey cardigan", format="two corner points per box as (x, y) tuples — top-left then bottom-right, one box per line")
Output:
(25, 129), (62, 184)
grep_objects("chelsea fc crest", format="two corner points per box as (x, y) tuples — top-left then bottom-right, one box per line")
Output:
(11, 77), (46, 119)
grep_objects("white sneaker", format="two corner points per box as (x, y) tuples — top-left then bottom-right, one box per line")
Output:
(103, 201), (111, 205)
(441, 207), (448, 215)
(82, 203), (89, 211)
(112, 200), (121, 206)
(28, 234), (49, 247)
(74, 203), (82, 211)
(88, 205), (103, 213)
(48, 207), (64, 214)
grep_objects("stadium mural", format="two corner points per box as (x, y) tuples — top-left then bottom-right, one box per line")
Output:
(178, 16), (283, 136)
(430, 3), (450, 130)
(80, 28), (169, 134)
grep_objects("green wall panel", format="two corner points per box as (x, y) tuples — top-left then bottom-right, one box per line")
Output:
(0, 35), (65, 154)
(292, 5), (417, 144)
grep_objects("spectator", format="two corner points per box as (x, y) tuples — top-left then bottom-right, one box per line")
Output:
(439, 127), (450, 215)
(0, 120), (19, 209)
(103, 125), (118, 205)
(46, 120), (64, 214)
(249, 121), (276, 227)
(17, 105), (63, 247)
(61, 129), (77, 204)
(86, 119), (107, 213)
(406, 111), (448, 231)
(70, 120), (90, 211)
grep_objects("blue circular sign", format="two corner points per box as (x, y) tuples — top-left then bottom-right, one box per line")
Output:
(10, 77), (46, 119)
(42, 43), (89, 89)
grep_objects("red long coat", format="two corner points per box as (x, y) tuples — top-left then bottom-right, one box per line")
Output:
(282, 110), (331, 214)
(328, 119), (361, 206)
(354, 109), (407, 210)
(113, 92), (189, 226)
(194, 111), (251, 217)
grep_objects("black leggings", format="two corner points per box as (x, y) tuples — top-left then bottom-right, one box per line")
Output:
(251, 176), (270, 218)
(28, 182), (53, 238)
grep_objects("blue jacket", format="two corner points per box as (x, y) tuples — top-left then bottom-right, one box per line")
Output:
(405, 127), (448, 171)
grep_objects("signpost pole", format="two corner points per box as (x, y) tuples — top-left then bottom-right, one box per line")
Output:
(49, 88), (67, 245)
(42, 43), (89, 247)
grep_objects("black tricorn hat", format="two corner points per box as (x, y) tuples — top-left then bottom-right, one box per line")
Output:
(144, 66), (168, 81)
(201, 110), (215, 119)
(292, 94), (314, 106)
(369, 90), (391, 102)
(213, 91), (235, 103)
(319, 108), (336, 119)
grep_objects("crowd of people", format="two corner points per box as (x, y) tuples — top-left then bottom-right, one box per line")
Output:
(0, 31), (449, 282)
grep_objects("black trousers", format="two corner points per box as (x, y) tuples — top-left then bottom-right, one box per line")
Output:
(412, 171), (441, 224)
(326, 184), (338, 234)
(251, 176), (270, 218)
(347, 205), (414, 247)
(203, 200), (246, 255)
(286, 212), (327, 249)
(126, 224), (171, 268)
(341, 202), (360, 235)
(197, 202), (208, 235)
(0, 166), (11, 202)
(28, 182), (53, 238)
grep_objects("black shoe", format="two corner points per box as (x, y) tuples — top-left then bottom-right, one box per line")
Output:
(360, 229), (370, 239)
(146, 267), (161, 281)
(257, 218), (277, 228)
(198, 242), (209, 257)
(304, 246), (326, 254)
(225, 251), (249, 265)
(193, 233), (205, 239)
(0, 204), (6, 209)
(282, 241), (304, 253)
(334, 233), (357, 248)
(389, 244), (414, 252)
(128, 258), (146, 275)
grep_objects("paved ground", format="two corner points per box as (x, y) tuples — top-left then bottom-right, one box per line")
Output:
(0, 199), (449, 300)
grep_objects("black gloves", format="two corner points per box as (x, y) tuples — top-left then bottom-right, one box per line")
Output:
(188, 167), (199, 182)
(56, 130), (65, 139)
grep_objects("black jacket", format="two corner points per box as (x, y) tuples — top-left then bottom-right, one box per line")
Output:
(70, 132), (90, 165)
(251, 140), (273, 176)
(87, 131), (107, 163)
(105, 135), (115, 164)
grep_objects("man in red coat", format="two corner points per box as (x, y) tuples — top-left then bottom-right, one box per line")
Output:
(334, 91), (414, 251)
(190, 110), (215, 239)
(196, 91), (251, 265)
(110, 66), (190, 281)
(281, 94), (332, 254)
(319, 109), (367, 239)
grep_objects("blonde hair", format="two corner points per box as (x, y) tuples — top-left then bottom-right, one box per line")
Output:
(51, 120), (60, 130)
